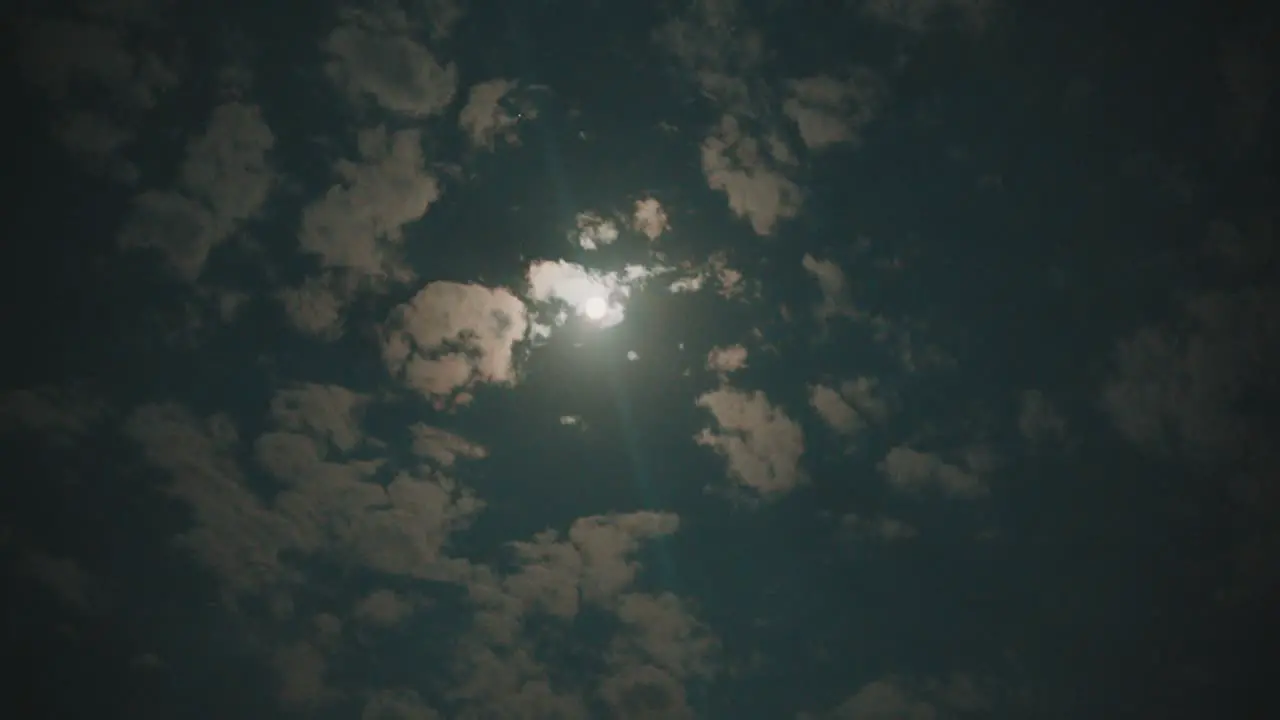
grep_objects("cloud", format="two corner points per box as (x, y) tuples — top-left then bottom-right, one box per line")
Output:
(24, 551), (109, 615)
(1101, 288), (1280, 462)
(597, 662), (696, 719)
(526, 260), (661, 330)
(817, 677), (937, 719)
(278, 273), (358, 339)
(861, 0), (996, 33)
(632, 198), (670, 241)
(324, 5), (457, 117)
(801, 254), (857, 320)
(449, 512), (714, 718)
(119, 102), (275, 280)
(878, 445), (990, 498)
(783, 70), (884, 151)
(354, 589), (416, 628)
(269, 384), (371, 454)
(125, 399), (486, 604)
(297, 126), (440, 280)
(273, 640), (333, 709)
(707, 345), (748, 374)
(504, 512), (681, 616)
(17, 6), (181, 181)
(810, 377), (887, 438)
(701, 114), (803, 236)
(410, 423), (488, 467)
(573, 211), (621, 250)
(459, 79), (524, 149)
(696, 387), (806, 500)
(382, 281), (529, 404)
(1017, 389), (1066, 448)
(361, 688), (441, 719)
(668, 251), (748, 299)
(0, 383), (110, 444)
(840, 513), (918, 541)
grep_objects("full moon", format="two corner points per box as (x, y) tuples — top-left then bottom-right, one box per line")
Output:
(583, 296), (608, 321)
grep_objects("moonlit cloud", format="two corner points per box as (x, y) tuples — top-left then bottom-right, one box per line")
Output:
(525, 259), (662, 330)
(695, 387), (806, 500)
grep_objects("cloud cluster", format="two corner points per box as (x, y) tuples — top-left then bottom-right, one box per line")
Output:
(696, 387), (806, 500)
(382, 282), (529, 406)
(118, 102), (275, 280)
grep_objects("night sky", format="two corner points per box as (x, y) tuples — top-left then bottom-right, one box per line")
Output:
(3, 0), (1278, 717)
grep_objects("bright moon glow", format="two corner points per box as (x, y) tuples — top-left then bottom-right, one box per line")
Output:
(584, 296), (608, 320)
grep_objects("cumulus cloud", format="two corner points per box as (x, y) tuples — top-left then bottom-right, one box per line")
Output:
(410, 423), (487, 467)
(574, 211), (621, 250)
(802, 253), (857, 320)
(809, 677), (937, 719)
(695, 387), (806, 500)
(707, 345), (748, 374)
(17, 5), (181, 182)
(125, 399), (485, 604)
(361, 688), (441, 719)
(277, 273), (358, 339)
(504, 511), (681, 616)
(382, 281), (529, 404)
(354, 589), (416, 628)
(783, 70), (883, 151)
(24, 551), (109, 614)
(810, 377), (887, 438)
(269, 384), (370, 454)
(1017, 389), (1067, 448)
(525, 260), (660, 330)
(632, 198), (670, 241)
(879, 444), (990, 498)
(861, 0), (996, 33)
(841, 513), (918, 541)
(324, 5), (457, 117)
(273, 640), (333, 709)
(701, 114), (803, 236)
(459, 78), (524, 149)
(119, 102), (275, 280)
(297, 126), (439, 280)
(449, 511), (714, 718)
(667, 251), (747, 299)
(0, 382), (110, 445)
(1101, 287), (1280, 462)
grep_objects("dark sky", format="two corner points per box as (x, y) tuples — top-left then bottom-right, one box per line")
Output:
(3, 0), (1278, 718)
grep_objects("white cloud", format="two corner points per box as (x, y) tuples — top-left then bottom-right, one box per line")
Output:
(862, 0), (996, 33)
(706, 345), (748, 373)
(783, 70), (883, 151)
(695, 387), (806, 499)
(525, 260), (660, 330)
(1018, 389), (1066, 447)
(382, 281), (529, 404)
(573, 211), (620, 250)
(361, 688), (441, 719)
(801, 254), (857, 320)
(632, 198), (670, 241)
(18, 10), (180, 181)
(119, 102), (275, 280)
(701, 114), (803, 236)
(811, 377), (887, 438)
(879, 445), (989, 498)
(324, 5), (457, 117)
(298, 126), (439, 279)
(841, 513), (918, 541)
(410, 423), (487, 467)
(826, 677), (936, 719)
(269, 384), (370, 454)
(353, 589), (416, 628)
(459, 78), (524, 149)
